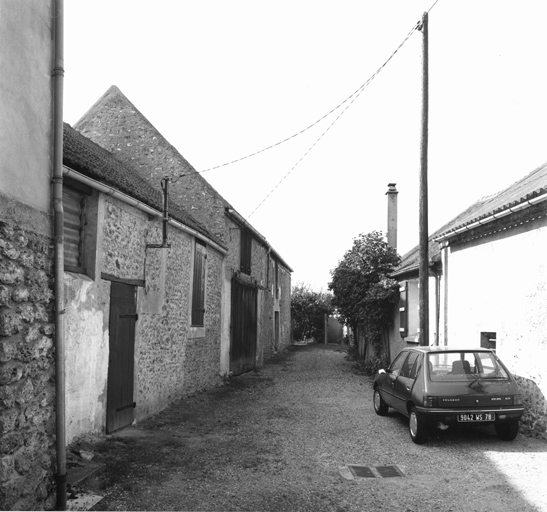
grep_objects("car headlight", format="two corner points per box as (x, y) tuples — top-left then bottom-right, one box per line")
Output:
(514, 394), (523, 405)
(423, 396), (438, 407)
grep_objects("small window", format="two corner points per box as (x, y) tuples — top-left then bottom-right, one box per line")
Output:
(63, 184), (90, 273)
(240, 229), (252, 275)
(191, 240), (207, 326)
(480, 332), (496, 350)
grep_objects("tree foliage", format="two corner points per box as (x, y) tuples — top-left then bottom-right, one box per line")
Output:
(291, 283), (334, 342)
(328, 231), (400, 349)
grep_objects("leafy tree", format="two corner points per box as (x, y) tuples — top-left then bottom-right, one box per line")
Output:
(328, 231), (400, 354)
(291, 283), (334, 342)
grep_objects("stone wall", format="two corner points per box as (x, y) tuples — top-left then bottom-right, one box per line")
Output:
(0, 205), (56, 510)
(65, 194), (225, 434)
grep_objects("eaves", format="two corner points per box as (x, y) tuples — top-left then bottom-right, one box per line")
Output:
(434, 189), (547, 244)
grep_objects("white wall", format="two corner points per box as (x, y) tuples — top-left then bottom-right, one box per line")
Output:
(0, 1), (53, 213)
(446, 223), (547, 413)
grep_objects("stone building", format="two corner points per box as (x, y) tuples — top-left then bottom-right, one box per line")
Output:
(387, 164), (547, 439)
(62, 124), (229, 439)
(74, 85), (293, 378)
(1, 8), (292, 509)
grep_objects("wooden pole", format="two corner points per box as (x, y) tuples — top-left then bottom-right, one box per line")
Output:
(419, 11), (429, 346)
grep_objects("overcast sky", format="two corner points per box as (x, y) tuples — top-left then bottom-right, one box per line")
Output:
(64, 0), (547, 290)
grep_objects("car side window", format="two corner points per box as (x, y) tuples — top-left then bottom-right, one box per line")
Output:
(389, 352), (408, 377)
(400, 352), (419, 379)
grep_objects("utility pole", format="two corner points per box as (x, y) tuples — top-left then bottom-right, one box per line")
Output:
(418, 11), (429, 346)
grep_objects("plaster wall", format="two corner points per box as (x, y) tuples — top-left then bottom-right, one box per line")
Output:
(64, 276), (110, 443)
(447, 221), (547, 436)
(0, 1), (53, 213)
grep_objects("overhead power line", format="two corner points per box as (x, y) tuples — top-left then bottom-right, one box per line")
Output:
(246, 20), (423, 219)
(195, 0), (441, 177)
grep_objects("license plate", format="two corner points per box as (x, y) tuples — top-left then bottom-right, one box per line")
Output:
(457, 413), (495, 422)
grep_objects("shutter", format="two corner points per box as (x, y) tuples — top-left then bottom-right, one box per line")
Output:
(240, 230), (252, 275)
(191, 241), (207, 326)
(399, 281), (408, 337)
(63, 187), (86, 272)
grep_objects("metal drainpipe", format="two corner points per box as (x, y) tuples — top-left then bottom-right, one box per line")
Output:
(52, 0), (67, 509)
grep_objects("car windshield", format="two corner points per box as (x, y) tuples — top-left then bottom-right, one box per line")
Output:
(427, 351), (509, 382)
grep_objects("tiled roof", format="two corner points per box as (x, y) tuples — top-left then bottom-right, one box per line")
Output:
(63, 123), (226, 248)
(394, 161), (547, 276)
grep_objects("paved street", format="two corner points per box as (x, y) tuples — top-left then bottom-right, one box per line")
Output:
(76, 343), (547, 511)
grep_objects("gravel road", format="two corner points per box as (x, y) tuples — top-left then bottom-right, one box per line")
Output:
(78, 343), (547, 511)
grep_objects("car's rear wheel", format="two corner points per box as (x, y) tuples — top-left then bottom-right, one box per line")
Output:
(409, 406), (428, 444)
(373, 389), (389, 416)
(495, 420), (519, 441)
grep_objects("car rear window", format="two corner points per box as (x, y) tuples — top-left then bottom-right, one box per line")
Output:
(427, 351), (509, 382)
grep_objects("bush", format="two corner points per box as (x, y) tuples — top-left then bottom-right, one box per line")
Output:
(351, 354), (390, 377)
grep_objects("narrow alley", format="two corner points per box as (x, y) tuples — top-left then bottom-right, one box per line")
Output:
(73, 344), (547, 512)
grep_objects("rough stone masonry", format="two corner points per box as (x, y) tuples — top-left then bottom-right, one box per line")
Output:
(0, 219), (56, 510)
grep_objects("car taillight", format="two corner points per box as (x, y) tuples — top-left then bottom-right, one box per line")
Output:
(514, 394), (523, 405)
(423, 396), (438, 407)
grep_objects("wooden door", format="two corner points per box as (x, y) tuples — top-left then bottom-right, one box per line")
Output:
(107, 282), (137, 433)
(274, 311), (280, 350)
(230, 277), (257, 376)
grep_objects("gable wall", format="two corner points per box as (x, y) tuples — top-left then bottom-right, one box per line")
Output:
(75, 96), (226, 241)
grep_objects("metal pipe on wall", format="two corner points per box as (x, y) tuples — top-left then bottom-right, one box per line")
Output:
(52, 0), (67, 509)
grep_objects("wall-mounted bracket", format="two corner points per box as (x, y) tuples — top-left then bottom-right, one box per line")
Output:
(146, 177), (171, 249)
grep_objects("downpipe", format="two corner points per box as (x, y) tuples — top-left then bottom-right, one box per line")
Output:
(52, 0), (67, 509)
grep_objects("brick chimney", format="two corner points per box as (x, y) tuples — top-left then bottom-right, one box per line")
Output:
(386, 183), (398, 250)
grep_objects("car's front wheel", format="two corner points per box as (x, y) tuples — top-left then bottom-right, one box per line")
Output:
(495, 420), (519, 441)
(373, 388), (389, 416)
(409, 406), (428, 444)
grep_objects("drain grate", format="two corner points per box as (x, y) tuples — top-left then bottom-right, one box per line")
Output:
(375, 465), (405, 478)
(348, 465), (376, 478)
(346, 465), (404, 479)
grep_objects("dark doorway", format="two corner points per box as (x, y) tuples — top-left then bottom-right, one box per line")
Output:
(107, 282), (137, 433)
(230, 277), (258, 376)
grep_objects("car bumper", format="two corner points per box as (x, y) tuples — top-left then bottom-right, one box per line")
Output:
(415, 406), (524, 425)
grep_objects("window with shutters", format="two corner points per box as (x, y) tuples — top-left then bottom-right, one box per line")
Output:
(240, 229), (252, 275)
(191, 240), (207, 327)
(399, 279), (419, 342)
(63, 183), (90, 274)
